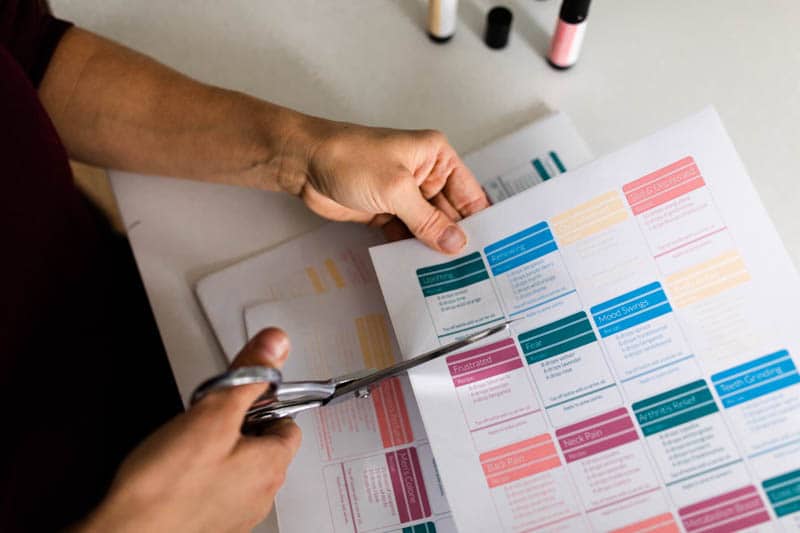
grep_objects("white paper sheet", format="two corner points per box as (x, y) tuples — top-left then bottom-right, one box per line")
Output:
(245, 286), (455, 533)
(370, 108), (800, 531)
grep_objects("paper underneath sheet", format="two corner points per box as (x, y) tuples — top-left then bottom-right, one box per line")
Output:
(245, 286), (456, 533)
(371, 108), (800, 531)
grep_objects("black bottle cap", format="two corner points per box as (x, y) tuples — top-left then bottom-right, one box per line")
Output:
(484, 6), (513, 50)
(559, 0), (591, 24)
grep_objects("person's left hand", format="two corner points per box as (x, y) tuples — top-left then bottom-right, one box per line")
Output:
(279, 119), (490, 254)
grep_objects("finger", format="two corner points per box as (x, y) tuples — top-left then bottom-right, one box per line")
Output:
(232, 421), (302, 502)
(231, 327), (291, 370)
(189, 329), (292, 442)
(440, 151), (490, 217)
(432, 192), (462, 222)
(391, 179), (467, 254)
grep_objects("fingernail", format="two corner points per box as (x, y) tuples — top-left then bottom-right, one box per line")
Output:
(267, 335), (290, 364)
(438, 225), (466, 253)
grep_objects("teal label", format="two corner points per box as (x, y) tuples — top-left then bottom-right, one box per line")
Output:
(518, 311), (596, 364)
(632, 380), (719, 436)
(763, 469), (800, 518)
(416, 252), (489, 297)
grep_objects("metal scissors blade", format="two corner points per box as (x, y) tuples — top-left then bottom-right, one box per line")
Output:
(326, 319), (517, 405)
(191, 319), (519, 431)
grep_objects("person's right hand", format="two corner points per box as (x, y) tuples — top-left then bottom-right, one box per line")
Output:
(77, 328), (301, 532)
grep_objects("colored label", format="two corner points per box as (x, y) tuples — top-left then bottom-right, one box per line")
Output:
(550, 191), (629, 245)
(387, 448), (432, 523)
(447, 338), (522, 387)
(447, 339), (545, 451)
(633, 380), (718, 436)
(324, 258), (347, 288)
(306, 266), (327, 293)
(372, 377), (415, 448)
(611, 513), (679, 533)
(484, 222), (557, 276)
(417, 252), (489, 297)
(356, 313), (396, 369)
(665, 251), (750, 308)
(678, 485), (770, 532)
(520, 312), (621, 425)
(556, 407), (639, 463)
(479, 434), (561, 488)
(763, 469), (800, 518)
(711, 350), (800, 408)
(591, 282), (672, 338)
(402, 522), (437, 533)
(519, 311), (596, 363)
(623, 156), (705, 216)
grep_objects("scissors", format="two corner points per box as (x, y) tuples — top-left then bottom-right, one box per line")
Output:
(191, 320), (516, 433)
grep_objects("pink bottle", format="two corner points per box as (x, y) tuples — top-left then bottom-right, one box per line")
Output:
(548, 0), (591, 70)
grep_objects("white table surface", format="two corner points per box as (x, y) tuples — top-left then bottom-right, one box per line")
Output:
(50, 1), (800, 531)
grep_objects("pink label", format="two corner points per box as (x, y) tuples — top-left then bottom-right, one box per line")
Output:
(623, 157), (705, 215)
(678, 485), (770, 532)
(447, 338), (523, 387)
(386, 447), (431, 523)
(556, 407), (639, 462)
(479, 434), (561, 488)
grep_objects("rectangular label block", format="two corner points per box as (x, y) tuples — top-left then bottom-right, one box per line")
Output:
(484, 222), (557, 276)
(678, 485), (770, 532)
(484, 222), (579, 320)
(557, 409), (667, 531)
(623, 157), (731, 273)
(480, 435), (585, 531)
(416, 252), (505, 338)
(633, 381), (748, 506)
(763, 468), (800, 518)
(324, 447), (433, 532)
(592, 282), (698, 400)
(479, 434), (561, 488)
(556, 407), (640, 463)
(447, 339), (545, 452)
(550, 191), (630, 245)
(665, 251), (750, 309)
(711, 350), (800, 472)
(623, 156), (705, 216)
(591, 282), (672, 337)
(519, 312), (621, 426)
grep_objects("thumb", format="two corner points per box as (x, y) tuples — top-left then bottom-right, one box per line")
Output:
(192, 328), (291, 437)
(393, 181), (467, 254)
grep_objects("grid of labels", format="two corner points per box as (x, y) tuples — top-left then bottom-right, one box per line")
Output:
(414, 156), (800, 530)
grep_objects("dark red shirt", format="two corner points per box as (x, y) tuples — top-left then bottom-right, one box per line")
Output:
(1, 2), (181, 530)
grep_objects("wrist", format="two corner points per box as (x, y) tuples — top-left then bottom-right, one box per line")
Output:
(256, 104), (333, 196)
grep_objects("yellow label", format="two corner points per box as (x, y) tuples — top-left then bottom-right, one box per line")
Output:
(324, 258), (346, 288)
(666, 251), (750, 307)
(305, 267), (327, 294)
(551, 191), (629, 245)
(355, 314), (395, 369)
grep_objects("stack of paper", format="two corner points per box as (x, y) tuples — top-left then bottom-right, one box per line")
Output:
(195, 112), (593, 533)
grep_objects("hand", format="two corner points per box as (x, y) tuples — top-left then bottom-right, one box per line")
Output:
(77, 329), (301, 532)
(282, 119), (490, 254)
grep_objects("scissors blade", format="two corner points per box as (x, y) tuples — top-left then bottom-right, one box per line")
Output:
(328, 319), (519, 403)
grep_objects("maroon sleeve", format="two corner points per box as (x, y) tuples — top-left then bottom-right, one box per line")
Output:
(0, 0), (73, 87)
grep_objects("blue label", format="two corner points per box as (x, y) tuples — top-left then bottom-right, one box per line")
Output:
(590, 282), (672, 337)
(483, 222), (557, 276)
(711, 350), (800, 408)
